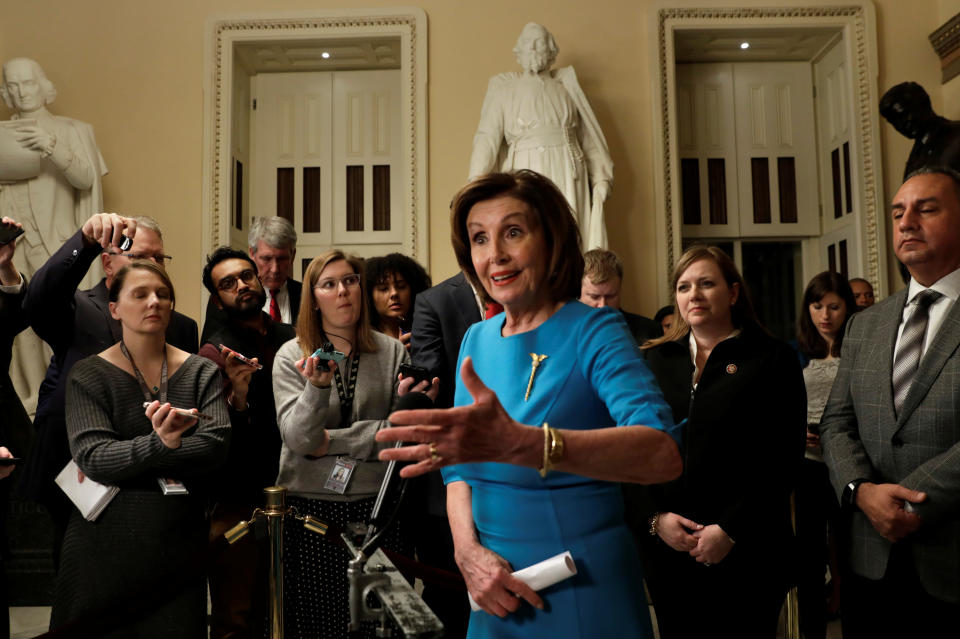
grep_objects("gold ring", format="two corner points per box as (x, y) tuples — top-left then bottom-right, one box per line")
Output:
(429, 442), (440, 463)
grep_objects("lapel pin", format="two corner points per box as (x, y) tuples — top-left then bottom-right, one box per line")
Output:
(725, 363), (738, 374)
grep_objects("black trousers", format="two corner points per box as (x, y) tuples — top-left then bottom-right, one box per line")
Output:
(642, 539), (788, 638)
(842, 543), (960, 638)
(794, 459), (839, 639)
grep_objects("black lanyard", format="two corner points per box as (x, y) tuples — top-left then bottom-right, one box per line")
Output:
(120, 340), (168, 404)
(332, 354), (359, 426)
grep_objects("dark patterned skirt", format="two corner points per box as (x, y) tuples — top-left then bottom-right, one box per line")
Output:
(50, 490), (208, 638)
(282, 495), (413, 639)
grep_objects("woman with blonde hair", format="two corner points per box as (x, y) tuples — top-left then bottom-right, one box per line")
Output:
(636, 245), (806, 637)
(272, 249), (434, 638)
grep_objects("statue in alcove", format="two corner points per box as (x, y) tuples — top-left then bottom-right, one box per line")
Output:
(880, 81), (960, 179)
(469, 22), (613, 249)
(0, 57), (108, 413)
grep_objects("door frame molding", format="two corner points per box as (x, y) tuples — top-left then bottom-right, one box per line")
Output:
(648, 1), (886, 301)
(201, 8), (428, 302)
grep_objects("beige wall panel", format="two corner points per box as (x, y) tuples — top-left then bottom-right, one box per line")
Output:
(375, 94), (391, 156)
(305, 95), (323, 158)
(777, 86), (793, 146)
(0, 0), (946, 318)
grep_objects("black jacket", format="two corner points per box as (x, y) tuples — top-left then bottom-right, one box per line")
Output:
(198, 315), (295, 503)
(641, 322), (806, 561)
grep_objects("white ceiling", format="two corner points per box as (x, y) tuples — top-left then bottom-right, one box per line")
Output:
(675, 27), (841, 63)
(235, 37), (402, 73)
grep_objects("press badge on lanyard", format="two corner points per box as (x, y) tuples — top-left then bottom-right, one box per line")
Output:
(325, 457), (357, 494)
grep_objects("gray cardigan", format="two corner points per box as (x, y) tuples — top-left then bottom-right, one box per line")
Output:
(272, 332), (408, 500)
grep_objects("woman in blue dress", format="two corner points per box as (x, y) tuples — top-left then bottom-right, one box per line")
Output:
(377, 170), (682, 638)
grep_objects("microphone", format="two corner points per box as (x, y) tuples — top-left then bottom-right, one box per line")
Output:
(363, 391), (434, 550)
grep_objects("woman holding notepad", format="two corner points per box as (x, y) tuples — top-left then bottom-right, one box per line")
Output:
(50, 260), (229, 638)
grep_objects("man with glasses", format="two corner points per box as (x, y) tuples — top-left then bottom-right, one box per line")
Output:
(197, 246), (294, 639)
(17, 212), (198, 564)
(201, 217), (301, 343)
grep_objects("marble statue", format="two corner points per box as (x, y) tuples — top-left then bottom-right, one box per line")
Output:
(880, 81), (960, 179)
(0, 58), (108, 413)
(469, 23), (613, 249)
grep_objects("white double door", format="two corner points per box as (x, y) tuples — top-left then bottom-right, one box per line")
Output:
(251, 69), (402, 276)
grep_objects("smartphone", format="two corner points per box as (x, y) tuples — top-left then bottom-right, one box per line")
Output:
(217, 344), (263, 370)
(398, 363), (432, 386)
(0, 223), (24, 246)
(311, 344), (346, 363)
(142, 402), (213, 421)
(0, 457), (21, 466)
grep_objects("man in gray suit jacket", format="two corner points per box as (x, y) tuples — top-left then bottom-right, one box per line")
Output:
(821, 168), (960, 636)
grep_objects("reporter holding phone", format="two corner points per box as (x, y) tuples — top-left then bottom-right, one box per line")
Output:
(636, 246), (806, 638)
(272, 249), (436, 638)
(50, 261), (229, 637)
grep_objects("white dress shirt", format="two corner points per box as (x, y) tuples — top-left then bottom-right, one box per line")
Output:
(262, 280), (292, 324)
(895, 266), (960, 359)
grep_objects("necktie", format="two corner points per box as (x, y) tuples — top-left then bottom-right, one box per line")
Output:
(269, 290), (281, 322)
(891, 289), (942, 416)
(485, 302), (504, 319)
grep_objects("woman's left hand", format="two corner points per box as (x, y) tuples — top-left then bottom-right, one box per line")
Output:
(688, 524), (735, 565)
(377, 356), (529, 478)
(399, 331), (412, 352)
(145, 401), (199, 449)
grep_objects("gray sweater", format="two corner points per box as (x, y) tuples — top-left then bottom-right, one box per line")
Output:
(272, 332), (408, 500)
(65, 355), (231, 485)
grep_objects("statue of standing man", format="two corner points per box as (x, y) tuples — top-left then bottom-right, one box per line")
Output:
(0, 57), (107, 413)
(469, 23), (613, 249)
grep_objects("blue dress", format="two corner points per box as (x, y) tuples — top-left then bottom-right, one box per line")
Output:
(442, 302), (678, 638)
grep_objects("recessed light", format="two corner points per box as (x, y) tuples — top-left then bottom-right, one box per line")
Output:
(740, 42), (750, 50)
(321, 51), (331, 59)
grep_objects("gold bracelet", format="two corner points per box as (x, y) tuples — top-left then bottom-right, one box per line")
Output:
(538, 422), (565, 478)
(648, 512), (662, 537)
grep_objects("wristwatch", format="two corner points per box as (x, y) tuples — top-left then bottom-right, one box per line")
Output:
(842, 479), (866, 510)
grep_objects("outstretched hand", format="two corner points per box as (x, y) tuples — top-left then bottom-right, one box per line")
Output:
(376, 357), (529, 477)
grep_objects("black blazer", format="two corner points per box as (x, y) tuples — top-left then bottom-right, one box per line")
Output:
(18, 231), (199, 502)
(641, 323), (806, 573)
(1, 278), (31, 456)
(201, 278), (301, 344)
(622, 309), (661, 347)
(411, 272), (482, 410)
(409, 272), (482, 517)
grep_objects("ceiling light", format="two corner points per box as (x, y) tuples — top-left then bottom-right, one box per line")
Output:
(321, 51), (331, 59)
(740, 42), (750, 50)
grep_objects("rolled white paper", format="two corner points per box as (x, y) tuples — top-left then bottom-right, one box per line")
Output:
(468, 550), (577, 611)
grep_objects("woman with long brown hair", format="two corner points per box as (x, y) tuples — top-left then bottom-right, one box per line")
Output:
(272, 249), (434, 638)
(637, 245), (806, 637)
(52, 261), (229, 637)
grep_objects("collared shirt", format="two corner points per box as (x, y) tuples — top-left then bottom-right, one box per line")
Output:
(262, 279), (292, 324)
(895, 266), (960, 359)
(0, 273), (24, 294)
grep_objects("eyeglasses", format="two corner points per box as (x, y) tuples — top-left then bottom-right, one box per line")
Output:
(107, 251), (173, 265)
(314, 273), (361, 294)
(216, 269), (259, 292)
